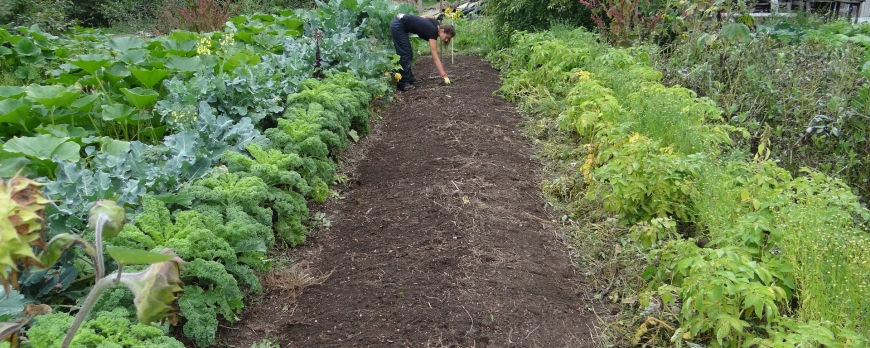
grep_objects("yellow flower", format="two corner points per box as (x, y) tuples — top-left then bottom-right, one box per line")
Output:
(196, 37), (212, 55)
(443, 7), (462, 20)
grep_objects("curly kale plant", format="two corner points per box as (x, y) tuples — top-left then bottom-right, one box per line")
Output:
(222, 145), (310, 246)
(110, 196), (249, 346)
(178, 259), (245, 346)
(27, 308), (185, 348)
(183, 167), (275, 272)
(284, 73), (376, 139)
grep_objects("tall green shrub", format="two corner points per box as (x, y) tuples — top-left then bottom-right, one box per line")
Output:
(651, 30), (869, 199)
(91, 0), (163, 30)
(483, 0), (595, 48)
(0, 0), (76, 34)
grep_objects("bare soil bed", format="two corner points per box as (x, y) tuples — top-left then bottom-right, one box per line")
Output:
(217, 55), (602, 347)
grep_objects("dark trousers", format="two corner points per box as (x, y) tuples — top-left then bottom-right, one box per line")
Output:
(390, 16), (415, 88)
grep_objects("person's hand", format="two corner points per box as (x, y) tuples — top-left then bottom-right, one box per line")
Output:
(443, 76), (451, 85)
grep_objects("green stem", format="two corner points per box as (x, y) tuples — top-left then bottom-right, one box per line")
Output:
(60, 275), (116, 348)
(88, 114), (103, 137)
(93, 213), (107, 281)
(95, 72), (113, 107)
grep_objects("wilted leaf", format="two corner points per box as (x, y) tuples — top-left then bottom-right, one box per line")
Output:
(39, 233), (95, 268)
(127, 251), (185, 325)
(0, 321), (25, 342)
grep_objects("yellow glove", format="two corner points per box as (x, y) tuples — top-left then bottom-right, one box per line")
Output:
(443, 76), (451, 85)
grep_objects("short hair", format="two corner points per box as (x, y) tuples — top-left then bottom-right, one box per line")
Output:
(440, 23), (455, 37)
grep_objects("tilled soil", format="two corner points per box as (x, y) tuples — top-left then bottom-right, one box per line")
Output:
(218, 55), (600, 348)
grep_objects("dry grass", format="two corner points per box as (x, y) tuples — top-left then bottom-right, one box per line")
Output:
(260, 261), (333, 301)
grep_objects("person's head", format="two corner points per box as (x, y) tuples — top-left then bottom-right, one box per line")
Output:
(438, 24), (455, 44)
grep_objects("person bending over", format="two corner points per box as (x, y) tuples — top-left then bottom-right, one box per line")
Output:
(390, 13), (455, 91)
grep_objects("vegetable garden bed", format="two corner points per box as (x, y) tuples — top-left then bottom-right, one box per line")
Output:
(0, 0), (418, 346)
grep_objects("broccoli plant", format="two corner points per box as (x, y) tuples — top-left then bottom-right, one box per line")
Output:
(0, 175), (185, 348)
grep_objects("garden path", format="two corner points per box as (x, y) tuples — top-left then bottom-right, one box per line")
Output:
(217, 55), (601, 347)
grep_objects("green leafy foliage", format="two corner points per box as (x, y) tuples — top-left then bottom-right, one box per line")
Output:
(184, 168), (275, 271)
(26, 308), (184, 348)
(222, 145), (310, 246)
(0, 1), (394, 346)
(110, 197), (251, 346)
(178, 259), (245, 347)
(647, 241), (791, 344)
(0, 0), (77, 34)
(592, 133), (706, 224)
(652, 27), (869, 199)
(494, 25), (870, 346)
(483, 0), (594, 48)
(114, 196), (235, 265)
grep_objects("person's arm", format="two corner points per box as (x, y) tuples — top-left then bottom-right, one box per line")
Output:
(429, 39), (449, 83)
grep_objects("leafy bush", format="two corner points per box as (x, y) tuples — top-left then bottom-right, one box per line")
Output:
(651, 29), (869, 199)
(593, 133), (707, 224)
(449, 17), (498, 56)
(91, 0), (163, 30)
(578, 0), (667, 46)
(0, 0), (76, 34)
(493, 26), (870, 346)
(483, 0), (594, 48)
(155, 0), (242, 34)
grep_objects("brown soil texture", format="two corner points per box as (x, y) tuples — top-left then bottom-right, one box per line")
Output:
(218, 56), (601, 347)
